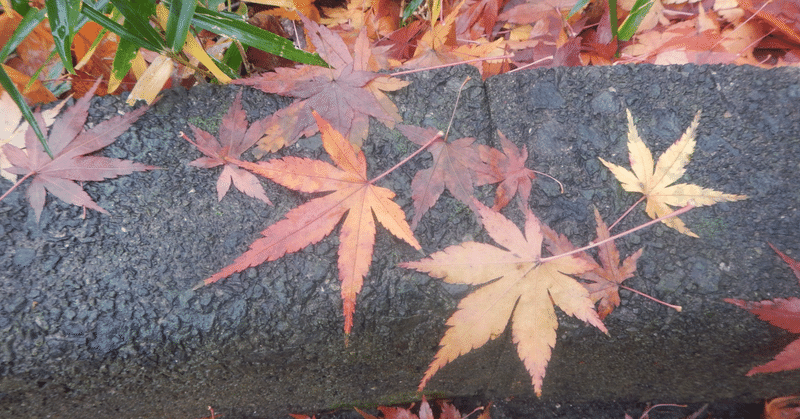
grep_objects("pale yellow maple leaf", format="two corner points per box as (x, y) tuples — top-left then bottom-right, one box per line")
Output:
(599, 109), (747, 237)
(401, 200), (606, 396)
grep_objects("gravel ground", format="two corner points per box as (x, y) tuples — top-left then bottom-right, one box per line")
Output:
(1, 64), (799, 418)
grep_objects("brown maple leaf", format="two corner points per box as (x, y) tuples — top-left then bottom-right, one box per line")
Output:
(582, 208), (644, 319)
(474, 130), (536, 211)
(234, 16), (408, 155)
(401, 199), (606, 396)
(397, 124), (489, 230)
(725, 243), (800, 376)
(0, 79), (154, 222)
(193, 111), (421, 335)
(184, 90), (272, 205)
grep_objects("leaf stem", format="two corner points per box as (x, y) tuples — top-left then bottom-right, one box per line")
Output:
(369, 131), (443, 185)
(540, 202), (695, 264)
(620, 284), (682, 312)
(389, 54), (515, 77)
(0, 172), (34, 203)
(609, 195), (645, 231)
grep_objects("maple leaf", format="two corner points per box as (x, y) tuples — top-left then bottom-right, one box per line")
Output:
(455, 0), (509, 39)
(1, 93), (69, 182)
(397, 124), (489, 230)
(234, 16), (408, 154)
(582, 208), (644, 319)
(0, 79), (154, 222)
(473, 130), (536, 211)
(769, 242), (800, 283)
(356, 396), (488, 419)
(185, 90), (272, 205)
(193, 112), (421, 335)
(599, 109), (747, 237)
(725, 243), (800, 376)
(401, 199), (606, 396)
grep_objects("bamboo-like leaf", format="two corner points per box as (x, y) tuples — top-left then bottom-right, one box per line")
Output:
(81, 3), (164, 52)
(617, 0), (655, 41)
(568, 0), (590, 18)
(165, 0), (197, 52)
(45, 0), (82, 74)
(0, 7), (47, 62)
(108, 37), (138, 93)
(191, 6), (328, 67)
(109, 0), (166, 52)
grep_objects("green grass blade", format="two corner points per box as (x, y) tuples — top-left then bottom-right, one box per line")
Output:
(0, 7), (47, 63)
(165, 0), (197, 52)
(191, 6), (328, 67)
(81, 3), (164, 52)
(618, 0), (654, 41)
(0, 66), (52, 159)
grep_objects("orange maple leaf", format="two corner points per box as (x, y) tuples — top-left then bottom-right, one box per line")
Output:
(193, 112), (421, 335)
(234, 16), (408, 154)
(401, 199), (606, 396)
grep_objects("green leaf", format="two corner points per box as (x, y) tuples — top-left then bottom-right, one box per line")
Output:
(618, 0), (654, 41)
(222, 41), (245, 72)
(191, 6), (328, 67)
(0, 66), (52, 158)
(567, 0), (590, 18)
(45, 0), (82, 74)
(401, 0), (424, 22)
(111, 37), (139, 88)
(0, 7), (47, 63)
(10, 0), (32, 16)
(81, 3), (164, 52)
(165, 0), (197, 52)
(109, 0), (166, 52)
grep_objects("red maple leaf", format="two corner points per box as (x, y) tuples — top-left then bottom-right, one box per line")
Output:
(0, 79), (154, 222)
(473, 130), (536, 211)
(184, 90), (272, 205)
(725, 243), (800, 375)
(769, 242), (800, 283)
(192, 112), (420, 335)
(234, 15), (408, 154)
(397, 124), (489, 230)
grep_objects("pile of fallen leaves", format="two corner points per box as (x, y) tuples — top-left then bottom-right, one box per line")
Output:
(2, 0), (800, 110)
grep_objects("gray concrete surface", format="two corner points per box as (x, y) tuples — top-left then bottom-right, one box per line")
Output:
(1, 64), (798, 418)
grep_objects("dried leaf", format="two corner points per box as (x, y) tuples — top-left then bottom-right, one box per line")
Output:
(186, 90), (272, 205)
(1, 79), (154, 222)
(194, 112), (420, 335)
(401, 199), (605, 396)
(599, 108), (747, 237)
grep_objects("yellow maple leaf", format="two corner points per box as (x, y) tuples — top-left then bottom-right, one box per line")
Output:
(401, 200), (606, 396)
(599, 109), (747, 237)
